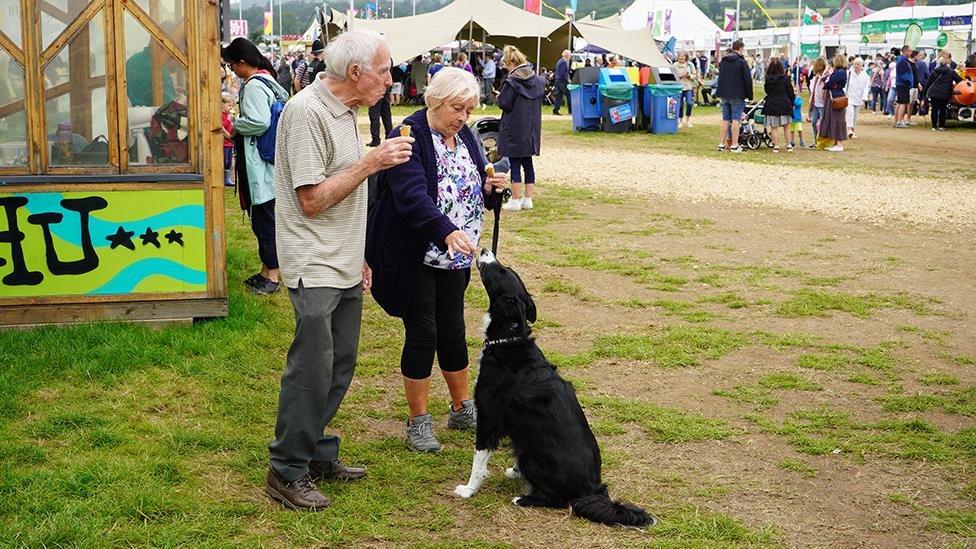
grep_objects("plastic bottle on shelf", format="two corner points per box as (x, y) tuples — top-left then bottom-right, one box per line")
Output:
(57, 123), (73, 163)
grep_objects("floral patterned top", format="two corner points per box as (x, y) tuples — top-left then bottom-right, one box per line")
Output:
(423, 129), (484, 270)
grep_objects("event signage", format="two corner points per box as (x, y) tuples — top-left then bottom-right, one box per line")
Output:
(263, 10), (272, 35)
(861, 32), (886, 44)
(859, 18), (938, 34)
(724, 9), (736, 32)
(800, 43), (820, 58)
(905, 22), (923, 48)
(939, 15), (972, 27)
(0, 191), (207, 297)
(229, 19), (248, 37)
(937, 32), (949, 48)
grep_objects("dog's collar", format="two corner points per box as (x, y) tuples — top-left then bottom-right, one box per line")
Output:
(483, 336), (526, 348)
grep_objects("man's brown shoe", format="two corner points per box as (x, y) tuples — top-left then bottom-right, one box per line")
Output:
(309, 460), (367, 482)
(266, 467), (330, 511)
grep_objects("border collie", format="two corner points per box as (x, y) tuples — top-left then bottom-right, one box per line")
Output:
(453, 249), (656, 528)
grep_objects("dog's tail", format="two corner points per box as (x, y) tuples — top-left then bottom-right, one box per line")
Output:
(570, 486), (657, 528)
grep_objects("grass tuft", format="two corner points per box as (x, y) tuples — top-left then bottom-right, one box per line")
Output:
(778, 458), (817, 478)
(582, 396), (734, 443)
(593, 326), (747, 368)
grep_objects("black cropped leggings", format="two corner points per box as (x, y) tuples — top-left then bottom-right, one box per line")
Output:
(400, 266), (471, 379)
(509, 156), (535, 184)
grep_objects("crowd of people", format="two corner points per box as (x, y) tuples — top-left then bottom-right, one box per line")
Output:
(711, 39), (974, 153)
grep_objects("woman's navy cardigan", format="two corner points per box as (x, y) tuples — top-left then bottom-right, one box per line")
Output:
(366, 108), (501, 318)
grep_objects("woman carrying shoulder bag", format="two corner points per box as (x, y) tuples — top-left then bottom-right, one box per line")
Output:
(817, 54), (848, 152)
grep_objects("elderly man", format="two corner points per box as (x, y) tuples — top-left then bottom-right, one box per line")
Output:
(266, 29), (415, 511)
(552, 49), (572, 116)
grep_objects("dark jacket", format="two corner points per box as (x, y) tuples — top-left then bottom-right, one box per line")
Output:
(922, 65), (963, 101)
(916, 59), (930, 89)
(555, 58), (570, 83)
(824, 68), (847, 98)
(497, 64), (544, 157)
(716, 52), (753, 101)
(895, 55), (913, 87)
(365, 109), (501, 318)
(763, 74), (795, 116)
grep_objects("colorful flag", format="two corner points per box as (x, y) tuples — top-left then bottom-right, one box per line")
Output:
(803, 6), (822, 25)
(263, 10), (272, 35)
(664, 9), (672, 34)
(724, 9), (736, 32)
(524, 0), (541, 15)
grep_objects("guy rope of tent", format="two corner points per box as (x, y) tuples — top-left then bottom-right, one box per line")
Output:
(752, 0), (780, 29)
(539, 0), (567, 18)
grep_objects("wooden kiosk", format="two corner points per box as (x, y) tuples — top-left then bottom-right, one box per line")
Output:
(0, 0), (226, 326)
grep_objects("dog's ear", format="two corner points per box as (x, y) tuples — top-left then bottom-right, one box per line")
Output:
(510, 270), (536, 324)
(495, 296), (529, 327)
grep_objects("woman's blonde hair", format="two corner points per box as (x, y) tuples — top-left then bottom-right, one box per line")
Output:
(812, 57), (827, 75)
(938, 55), (951, 66)
(833, 53), (848, 69)
(424, 67), (480, 111)
(502, 45), (527, 67)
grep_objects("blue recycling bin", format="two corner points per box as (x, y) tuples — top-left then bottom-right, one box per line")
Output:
(569, 84), (600, 132)
(645, 84), (684, 134)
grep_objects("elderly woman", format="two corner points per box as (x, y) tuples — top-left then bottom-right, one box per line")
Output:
(366, 67), (506, 452)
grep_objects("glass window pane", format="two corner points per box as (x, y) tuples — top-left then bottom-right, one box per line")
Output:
(1, 1), (21, 47)
(132, 0), (187, 52)
(40, 0), (95, 50)
(124, 11), (189, 166)
(44, 12), (109, 167)
(0, 52), (27, 166)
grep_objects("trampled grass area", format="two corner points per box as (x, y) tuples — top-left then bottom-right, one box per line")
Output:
(1, 183), (974, 547)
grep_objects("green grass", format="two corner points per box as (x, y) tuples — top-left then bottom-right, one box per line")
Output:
(880, 387), (976, 417)
(778, 458), (817, 478)
(745, 409), (976, 463)
(897, 325), (953, 345)
(919, 373), (960, 386)
(582, 397), (735, 443)
(592, 326), (748, 368)
(758, 373), (822, 392)
(775, 289), (938, 319)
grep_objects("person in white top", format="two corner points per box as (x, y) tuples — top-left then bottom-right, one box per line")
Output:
(845, 58), (870, 138)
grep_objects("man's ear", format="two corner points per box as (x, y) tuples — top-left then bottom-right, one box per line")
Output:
(348, 63), (360, 82)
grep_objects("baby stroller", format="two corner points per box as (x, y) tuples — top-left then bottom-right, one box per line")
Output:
(739, 98), (773, 150)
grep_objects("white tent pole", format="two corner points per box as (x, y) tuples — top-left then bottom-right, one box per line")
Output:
(735, 0), (741, 39)
(279, 0), (283, 54)
(392, 0), (395, 18)
(537, 34), (542, 69)
(413, 0), (416, 16)
(796, 0), (802, 84)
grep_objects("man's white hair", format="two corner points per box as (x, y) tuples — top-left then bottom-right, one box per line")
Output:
(324, 29), (387, 81)
(424, 67), (480, 110)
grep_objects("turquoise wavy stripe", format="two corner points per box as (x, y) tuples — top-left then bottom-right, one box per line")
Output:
(16, 192), (204, 249)
(88, 258), (207, 295)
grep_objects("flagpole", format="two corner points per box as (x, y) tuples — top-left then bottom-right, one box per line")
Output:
(796, 0), (802, 84)
(735, 0), (741, 39)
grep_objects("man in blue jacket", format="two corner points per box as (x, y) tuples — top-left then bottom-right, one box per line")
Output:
(894, 45), (914, 128)
(552, 49), (572, 115)
(715, 39), (753, 152)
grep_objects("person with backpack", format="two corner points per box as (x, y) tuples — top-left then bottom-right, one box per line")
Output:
(295, 40), (326, 92)
(222, 37), (290, 295)
(276, 55), (293, 96)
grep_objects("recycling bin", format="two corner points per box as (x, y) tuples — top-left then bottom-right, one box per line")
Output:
(569, 84), (600, 132)
(599, 84), (635, 133)
(645, 83), (684, 134)
(600, 68), (637, 125)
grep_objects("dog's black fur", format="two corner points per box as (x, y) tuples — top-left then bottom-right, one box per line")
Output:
(471, 249), (655, 527)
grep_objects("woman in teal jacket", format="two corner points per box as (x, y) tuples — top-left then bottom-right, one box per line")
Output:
(222, 38), (289, 295)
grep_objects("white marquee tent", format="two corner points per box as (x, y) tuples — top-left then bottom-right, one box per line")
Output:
(620, 0), (722, 48)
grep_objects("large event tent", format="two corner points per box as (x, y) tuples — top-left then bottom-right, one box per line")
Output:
(619, 0), (722, 48)
(316, 0), (669, 69)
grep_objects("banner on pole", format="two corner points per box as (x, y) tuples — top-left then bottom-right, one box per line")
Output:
(724, 9), (736, 32)
(800, 43), (820, 58)
(263, 10), (272, 35)
(939, 15), (972, 27)
(904, 22), (923, 48)
(230, 19), (248, 37)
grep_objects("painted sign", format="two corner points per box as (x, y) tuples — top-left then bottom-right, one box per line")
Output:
(230, 19), (248, 37)
(801, 43), (820, 58)
(0, 190), (206, 298)
(939, 15), (972, 27)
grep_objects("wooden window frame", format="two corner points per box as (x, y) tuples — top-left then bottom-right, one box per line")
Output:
(0, 0), (203, 179)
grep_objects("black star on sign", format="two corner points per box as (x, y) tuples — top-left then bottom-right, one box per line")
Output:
(165, 229), (184, 246)
(140, 227), (161, 248)
(106, 226), (135, 250)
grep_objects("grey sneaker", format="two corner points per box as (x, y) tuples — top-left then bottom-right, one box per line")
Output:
(406, 413), (442, 453)
(447, 400), (477, 431)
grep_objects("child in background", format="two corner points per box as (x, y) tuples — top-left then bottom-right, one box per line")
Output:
(790, 85), (805, 148)
(221, 93), (235, 187)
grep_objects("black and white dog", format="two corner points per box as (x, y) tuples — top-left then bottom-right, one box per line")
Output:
(453, 249), (656, 528)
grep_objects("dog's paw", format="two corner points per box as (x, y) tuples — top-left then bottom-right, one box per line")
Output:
(454, 485), (476, 498)
(505, 467), (522, 480)
(512, 496), (523, 506)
